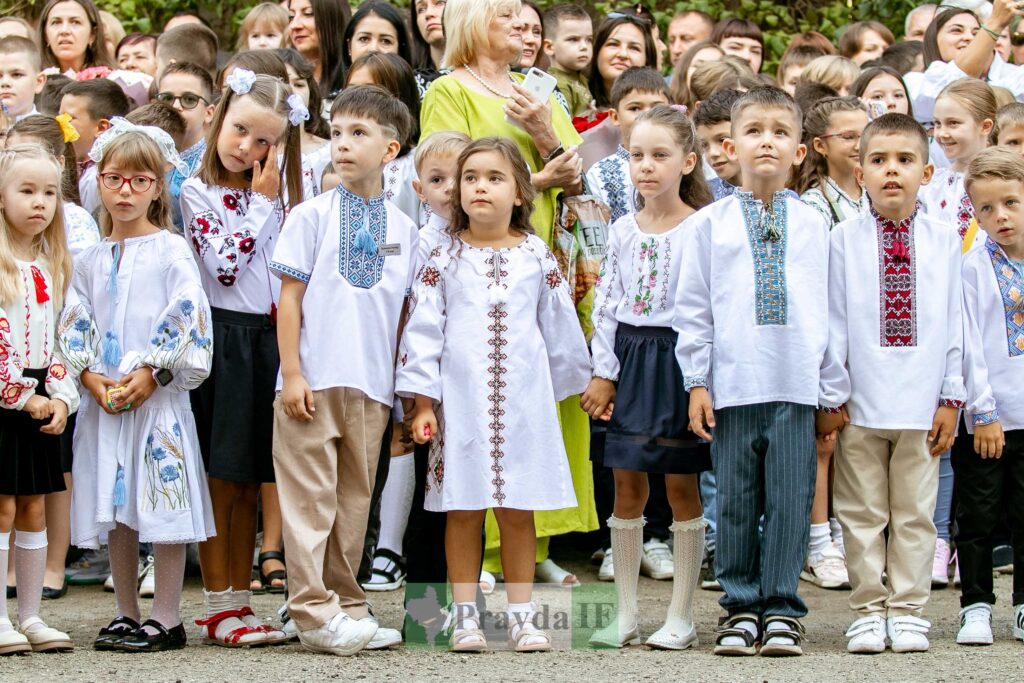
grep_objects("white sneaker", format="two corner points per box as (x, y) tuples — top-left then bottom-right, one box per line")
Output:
(598, 548), (614, 582)
(277, 603), (299, 641)
(887, 615), (930, 653)
(932, 539), (951, 587)
(103, 573), (115, 593)
(800, 545), (850, 589)
(845, 615), (886, 654)
(1013, 604), (1024, 641)
(956, 603), (993, 645)
(361, 616), (402, 650)
(640, 539), (673, 580)
(138, 555), (155, 598)
(298, 612), (377, 656)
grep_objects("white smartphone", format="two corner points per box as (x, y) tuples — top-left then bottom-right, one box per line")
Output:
(505, 67), (558, 127)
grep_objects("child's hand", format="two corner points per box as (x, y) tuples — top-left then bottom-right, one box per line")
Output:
(410, 406), (438, 444)
(115, 367), (158, 411)
(580, 377), (615, 420)
(928, 405), (958, 456)
(974, 421), (1005, 459)
(816, 431), (837, 458)
(81, 370), (120, 415)
(282, 374), (315, 422)
(23, 394), (53, 421)
(40, 399), (68, 435)
(252, 145), (281, 198)
(815, 406), (849, 437)
(688, 387), (715, 441)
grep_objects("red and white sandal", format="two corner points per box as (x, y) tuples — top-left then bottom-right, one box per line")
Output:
(196, 609), (270, 647)
(237, 606), (290, 645)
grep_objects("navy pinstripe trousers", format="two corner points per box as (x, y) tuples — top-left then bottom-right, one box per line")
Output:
(711, 401), (816, 618)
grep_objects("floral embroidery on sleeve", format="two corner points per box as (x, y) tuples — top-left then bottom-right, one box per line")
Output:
(189, 193), (269, 288)
(420, 266), (441, 287)
(545, 268), (563, 289)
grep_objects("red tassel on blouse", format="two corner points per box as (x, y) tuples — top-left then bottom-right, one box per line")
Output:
(30, 265), (49, 304)
(886, 240), (910, 263)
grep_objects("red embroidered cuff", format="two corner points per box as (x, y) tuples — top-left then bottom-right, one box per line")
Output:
(818, 406), (843, 413)
(939, 399), (964, 409)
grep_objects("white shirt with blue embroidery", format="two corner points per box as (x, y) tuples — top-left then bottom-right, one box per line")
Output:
(269, 184), (418, 403)
(962, 238), (1024, 434)
(63, 202), (101, 259)
(674, 192), (830, 409)
(591, 213), (695, 380)
(584, 146), (635, 224)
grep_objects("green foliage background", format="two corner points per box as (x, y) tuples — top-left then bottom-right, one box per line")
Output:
(5, 0), (922, 74)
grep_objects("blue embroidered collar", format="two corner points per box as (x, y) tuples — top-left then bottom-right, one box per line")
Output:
(736, 190), (788, 242)
(615, 145), (629, 162)
(335, 182), (385, 207)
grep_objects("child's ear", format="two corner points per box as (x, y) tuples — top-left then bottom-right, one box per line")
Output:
(791, 143), (808, 167)
(682, 150), (698, 176)
(608, 107), (620, 127)
(982, 118), (995, 138)
(412, 178), (426, 203)
(722, 137), (737, 160)
(811, 137), (827, 156)
(383, 138), (401, 165)
(97, 118), (112, 133)
(204, 104), (216, 125)
(920, 162), (935, 186)
(854, 163), (864, 188)
(542, 38), (554, 56)
(33, 72), (45, 95)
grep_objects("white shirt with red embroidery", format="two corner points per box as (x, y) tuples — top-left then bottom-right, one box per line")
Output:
(818, 208), (966, 430)
(919, 169), (986, 251)
(0, 259), (79, 412)
(180, 178), (285, 315)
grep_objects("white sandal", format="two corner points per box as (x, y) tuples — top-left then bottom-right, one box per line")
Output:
(478, 570), (497, 595)
(535, 559), (580, 587)
(20, 616), (73, 653)
(509, 622), (552, 652)
(0, 619), (31, 656)
(450, 615), (487, 653)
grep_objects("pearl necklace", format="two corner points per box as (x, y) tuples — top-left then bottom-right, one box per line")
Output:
(462, 64), (515, 98)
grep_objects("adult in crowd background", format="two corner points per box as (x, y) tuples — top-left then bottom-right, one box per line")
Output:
(286, 0), (350, 107)
(38, 0), (115, 74)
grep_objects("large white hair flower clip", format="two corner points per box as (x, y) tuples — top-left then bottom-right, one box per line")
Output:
(287, 93), (310, 127)
(226, 68), (257, 96)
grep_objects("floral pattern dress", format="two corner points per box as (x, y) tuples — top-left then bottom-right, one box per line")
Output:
(59, 230), (215, 548)
(395, 234), (592, 511)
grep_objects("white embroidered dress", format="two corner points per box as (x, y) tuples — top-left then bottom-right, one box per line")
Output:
(60, 231), (214, 548)
(590, 213), (693, 380)
(395, 235), (592, 512)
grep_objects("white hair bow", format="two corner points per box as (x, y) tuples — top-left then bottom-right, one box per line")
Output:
(226, 68), (257, 96)
(287, 93), (310, 127)
(88, 117), (188, 175)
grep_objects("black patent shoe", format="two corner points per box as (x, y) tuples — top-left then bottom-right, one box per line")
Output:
(94, 616), (142, 650)
(117, 620), (187, 652)
(42, 579), (68, 600)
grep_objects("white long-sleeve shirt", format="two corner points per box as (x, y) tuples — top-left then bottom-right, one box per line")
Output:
(591, 213), (694, 380)
(674, 191), (829, 409)
(961, 237), (1024, 433)
(818, 207), (966, 430)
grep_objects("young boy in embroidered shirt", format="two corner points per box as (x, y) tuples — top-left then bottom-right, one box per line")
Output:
(268, 85), (418, 657)
(0, 37), (45, 121)
(817, 113), (965, 655)
(693, 88), (743, 201)
(954, 147), (1024, 646)
(675, 86), (828, 657)
(584, 67), (669, 224)
(542, 4), (594, 117)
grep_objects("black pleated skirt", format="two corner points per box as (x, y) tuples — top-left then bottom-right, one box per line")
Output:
(0, 368), (66, 495)
(601, 324), (711, 475)
(191, 307), (278, 483)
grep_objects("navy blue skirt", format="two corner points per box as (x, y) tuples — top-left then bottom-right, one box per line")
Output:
(601, 324), (710, 475)
(0, 368), (66, 495)
(191, 307), (278, 483)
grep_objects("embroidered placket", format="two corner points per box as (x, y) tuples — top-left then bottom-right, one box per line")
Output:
(874, 205), (918, 347)
(986, 238), (1024, 356)
(597, 146), (631, 223)
(336, 185), (386, 288)
(739, 191), (788, 326)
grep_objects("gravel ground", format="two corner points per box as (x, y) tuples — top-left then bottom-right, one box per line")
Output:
(1, 553), (1021, 682)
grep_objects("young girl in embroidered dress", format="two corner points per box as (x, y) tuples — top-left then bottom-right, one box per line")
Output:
(397, 137), (591, 653)
(580, 105), (712, 650)
(922, 78), (997, 252)
(0, 145), (76, 655)
(180, 68), (304, 647)
(59, 121), (213, 653)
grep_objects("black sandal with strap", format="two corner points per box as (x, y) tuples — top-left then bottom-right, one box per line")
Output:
(713, 612), (760, 656)
(363, 548), (406, 592)
(254, 550), (286, 594)
(759, 615), (805, 657)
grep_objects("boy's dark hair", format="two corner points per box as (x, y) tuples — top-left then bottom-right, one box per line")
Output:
(859, 112), (929, 163)
(880, 40), (923, 75)
(37, 74), (72, 116)
(159, 61), (216, 101)
(330, 85), (412, 149)
(793, 81), (838, 117)
(610, 67), (670, 109)
(156, 23), (219, 76)
(543, 3), (590, 37)
(60, 79), (131, 121)
(126, 102), (187, 150)
(730, 86), (803, 135)
(0, 36), (41, 72)
(693, 88), (742, 128)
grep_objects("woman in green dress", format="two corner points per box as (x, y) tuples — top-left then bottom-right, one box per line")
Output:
(419, 0), (596, 587)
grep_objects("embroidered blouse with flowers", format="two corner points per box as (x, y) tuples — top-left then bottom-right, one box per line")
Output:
(0, 260), (79, 412)
(801, 176), (870, 230)
(919, 168), (986, 252)
(591, 213), (694, 380)
(269, 183), (418, 404)
(58, 231), (214, 549)
(674, 191), (829, 409)
(395, 234), (591, 511)
(584, 146), (635, 225)
(961, 237), (1024, 434)
(180, 178), (285, 315)
(818, 206), (966, 430)
(415, 211), (451, 271)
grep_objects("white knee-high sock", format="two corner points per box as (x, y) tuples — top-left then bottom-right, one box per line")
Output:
(108, 524), (141, 623)
(376, 453), (415, 559)
(0, 531), (10, 632)
(15, 529), (48, 632)
(608, 516), (644, 633)
(663, 518), (704, 628)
